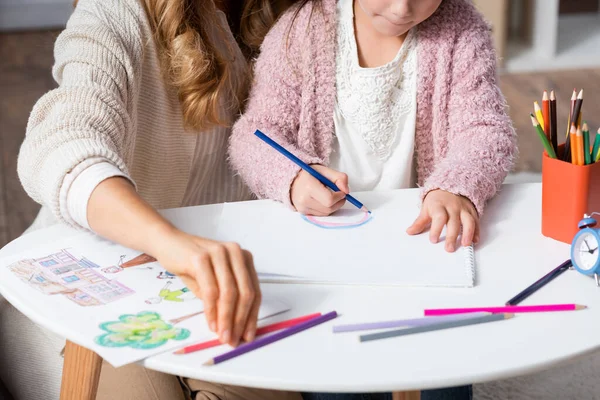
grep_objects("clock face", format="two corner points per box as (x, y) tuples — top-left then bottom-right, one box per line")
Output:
(573, 232), (600, 272)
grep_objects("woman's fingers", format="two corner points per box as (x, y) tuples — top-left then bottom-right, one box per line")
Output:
(210, 244), (238, 345)
(242, 250), (262, 343)
(225, 242), (255, 347)
(192, 253), (219, 333)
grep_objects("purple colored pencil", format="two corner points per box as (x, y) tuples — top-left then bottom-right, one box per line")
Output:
(203, 311), (338, 366)
(332, 312), (491, 333)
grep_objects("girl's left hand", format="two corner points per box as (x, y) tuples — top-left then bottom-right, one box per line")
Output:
(406, 190), (480, 252)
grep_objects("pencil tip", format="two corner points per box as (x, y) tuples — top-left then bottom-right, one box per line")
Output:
(504, 313), (515, 319)
(579, 89), (584, 97)
(174, 350), (184, 355)
(576, 305), (587, 310)
(203, 359), (215, 366)
(361, 206), (370, 214)
(543, 90), (548, 99)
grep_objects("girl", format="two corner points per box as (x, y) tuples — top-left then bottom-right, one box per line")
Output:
(229, 0), (517, 252)
(230, 0), (516, 398)
(5, 0), (302, 399)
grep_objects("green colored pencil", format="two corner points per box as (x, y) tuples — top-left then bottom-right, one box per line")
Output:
(593, 128), (600, 163)
(583, 123), (591, 165)
(530, 114), (557, 159)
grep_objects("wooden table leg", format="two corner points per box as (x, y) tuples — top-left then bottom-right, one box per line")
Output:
(393, 391), (421, 400)
(60, 341), (103, 400)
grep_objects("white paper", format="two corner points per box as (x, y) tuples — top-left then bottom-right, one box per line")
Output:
(215, 191), (475, 287)
(0, 233), (289, 367)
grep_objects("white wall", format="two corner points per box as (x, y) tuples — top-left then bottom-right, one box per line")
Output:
(0, 0), (73, 31)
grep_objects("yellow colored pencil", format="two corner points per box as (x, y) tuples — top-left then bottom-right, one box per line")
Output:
(534, 101), (545, 131)
(531, 114), (557, 159)
(570, 124), (579, 165)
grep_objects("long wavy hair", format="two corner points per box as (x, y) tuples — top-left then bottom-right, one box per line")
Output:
(73, 0), (295, 131)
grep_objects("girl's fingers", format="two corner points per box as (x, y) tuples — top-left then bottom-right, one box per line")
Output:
(306, 195), (345, 216)
(474, 217), (481, 244)
(242, 250), (262, 343)
(407, 209), (432, 235)
(210, 245), (238, 345)
(225, 243), (255, 347)
(193, 253), (219, 333)
(311, 183), (346, 210)
(445, 212), (461, 252)
(429, 208), (448, 244)
(460, 211), (476, 247)
(314, 165), (350, 194)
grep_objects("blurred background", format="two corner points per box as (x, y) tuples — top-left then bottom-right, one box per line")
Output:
(1, 0), (599, 249)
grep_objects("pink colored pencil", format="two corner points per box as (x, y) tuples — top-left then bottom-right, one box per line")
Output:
(424, 304), (586, 316)
(174, 312), (322, 355)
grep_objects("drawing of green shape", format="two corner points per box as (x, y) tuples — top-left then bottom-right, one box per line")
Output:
(160, 286), (189, 302)
(95, 311), (191, 350)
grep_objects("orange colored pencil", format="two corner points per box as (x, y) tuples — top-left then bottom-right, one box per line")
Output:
(173, 313), (322, 355)
(542, 91), (550, 140)
(576, 125), (585, 166)
(570, 123), (578, 165)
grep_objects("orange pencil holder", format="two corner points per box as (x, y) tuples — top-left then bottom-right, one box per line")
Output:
(542, 144), (600, 244)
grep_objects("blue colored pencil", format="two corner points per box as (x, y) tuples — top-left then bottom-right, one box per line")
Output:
(254, 130), (370, 213)
(505, 259), (572, 306)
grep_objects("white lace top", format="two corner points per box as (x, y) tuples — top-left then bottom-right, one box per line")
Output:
(329, 0), (418, 191)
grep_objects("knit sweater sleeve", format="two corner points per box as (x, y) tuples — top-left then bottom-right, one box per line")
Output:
(17, 0), (143, 225)
(228, 7), (323, 207)
(421, 20), (517, 215)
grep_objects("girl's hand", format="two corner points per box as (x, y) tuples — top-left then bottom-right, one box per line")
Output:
(406, 190), (480, 252)
(290, 165), (349, 216)
(153, 228), (261, 347)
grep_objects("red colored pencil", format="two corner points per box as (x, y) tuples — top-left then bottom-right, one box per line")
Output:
(542, 90), (550, 141)
(174, 313), (322, 355)
(424, 304), (586, 316)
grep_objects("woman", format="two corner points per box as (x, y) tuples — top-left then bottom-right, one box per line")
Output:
(4, 0), (300, 398)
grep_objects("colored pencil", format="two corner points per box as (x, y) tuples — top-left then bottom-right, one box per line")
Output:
(332, 312), (491, 333)
(254, 130), (369, 213)
(542, 91), (550, 140)
(571, 89), (584, 128)
(575, 125), (585, 166)
(534, 101), (545, 130)
(564, 130), (573, 162)
(566, 89), (576, 138)
(569, 123), (578, 164)
(203, 311), (338, 365)
(424, 304), (586, 316)
(593, 128), (600, 162)
(359, 313), (513, 342)
(583, 122), (591, 165)
(174, 313), (322, 355)
(505, 259), (572, 306)
(550, 90), (558, 153)
(530, 114), (556, 159)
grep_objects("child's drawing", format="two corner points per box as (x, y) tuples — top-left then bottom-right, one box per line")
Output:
(145, 281), (195, 304)
(102, 266), (123, 274)
(94, 311), (191, 350)
(7, 249), (134, 306)
(302, 209), (373, 229)
(121, 253), (157, 268)
(157, 271), (175, 280)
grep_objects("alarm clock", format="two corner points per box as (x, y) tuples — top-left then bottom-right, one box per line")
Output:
(571, 213), (600, 286)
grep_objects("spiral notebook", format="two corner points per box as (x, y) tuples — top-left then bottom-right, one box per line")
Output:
(215, 190), (476, 288)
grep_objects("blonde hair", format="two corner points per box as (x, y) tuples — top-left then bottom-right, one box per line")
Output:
(73, 0), (294, 131)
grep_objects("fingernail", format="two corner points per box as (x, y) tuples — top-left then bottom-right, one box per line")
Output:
(244, 330), (254, 342)
(221, 329), (230, 343)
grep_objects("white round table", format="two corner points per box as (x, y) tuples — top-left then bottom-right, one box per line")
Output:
(1, 183), (599, 394)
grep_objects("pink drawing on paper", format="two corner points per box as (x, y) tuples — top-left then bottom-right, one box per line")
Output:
(7, 249), (135, 306)
(302, 209), (373, 229)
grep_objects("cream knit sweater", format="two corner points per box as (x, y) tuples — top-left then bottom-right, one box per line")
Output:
(18, 0), (249, 232)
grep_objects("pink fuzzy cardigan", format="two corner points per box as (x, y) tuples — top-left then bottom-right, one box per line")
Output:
(228, 0), (517, 214)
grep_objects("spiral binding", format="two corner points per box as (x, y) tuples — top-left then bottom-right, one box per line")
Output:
(463, 245), (476, 286)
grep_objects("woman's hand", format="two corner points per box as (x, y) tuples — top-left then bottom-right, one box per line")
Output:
(406, 190), (479, 252)
(290, 165), (349, 216)
(153, 228), (261, 347)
